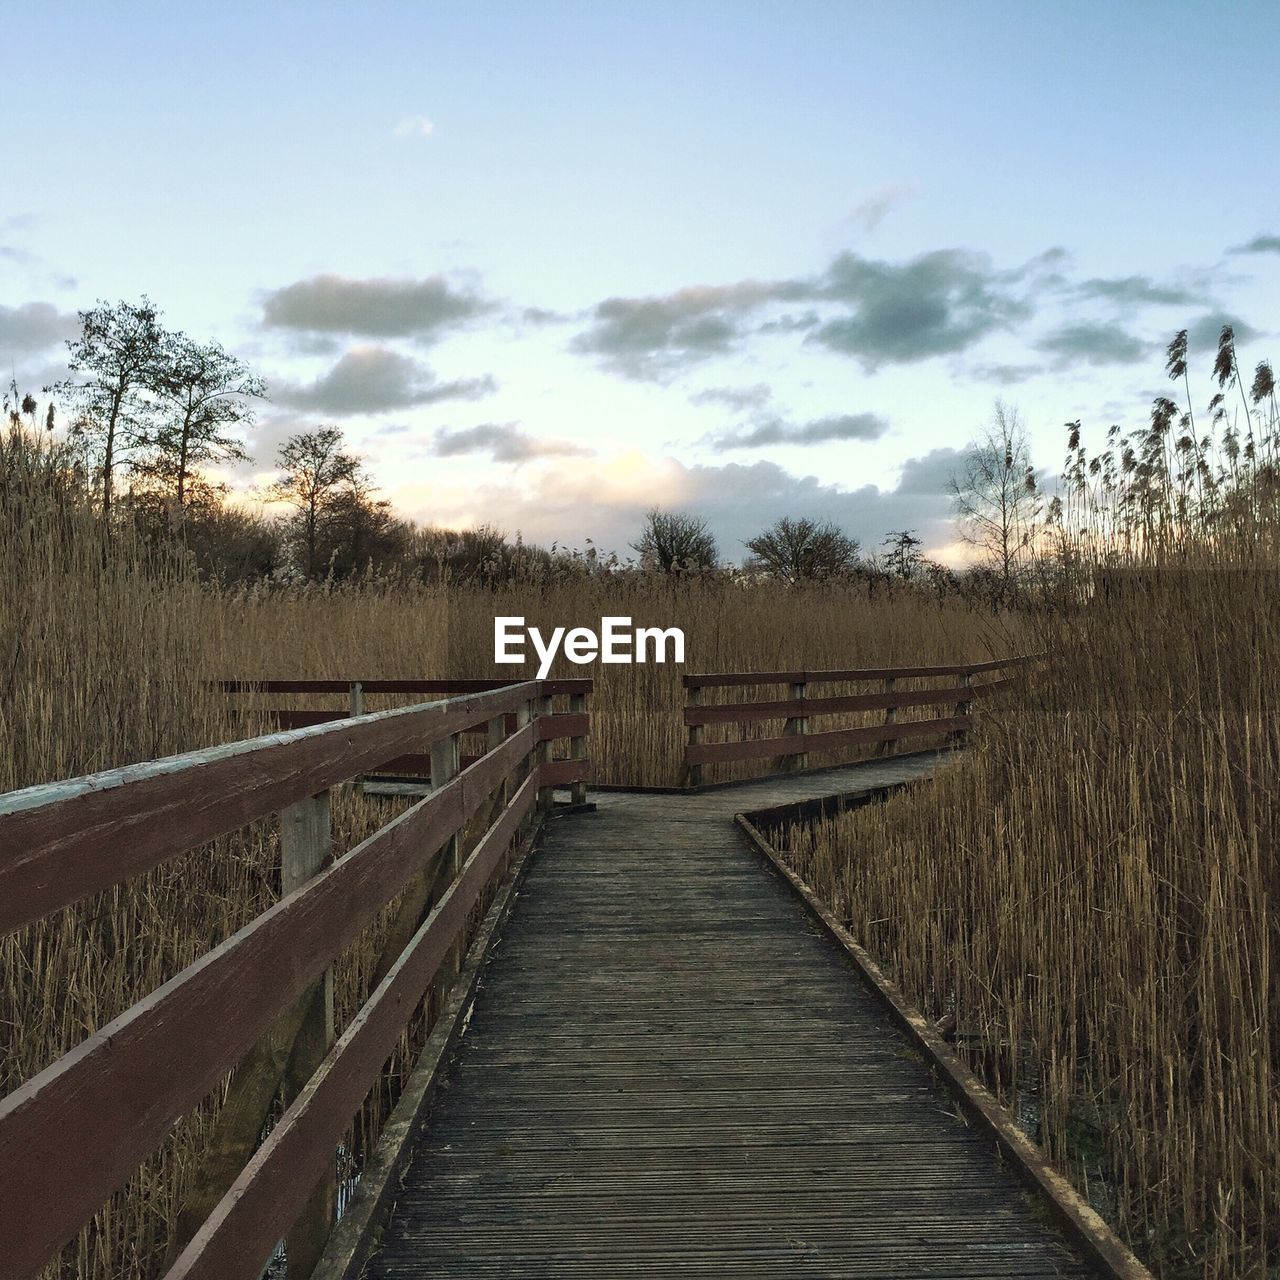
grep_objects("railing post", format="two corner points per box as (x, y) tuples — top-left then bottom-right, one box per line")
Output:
(486, 712), (509, 828)
(279, 790), (335, 1280)
(953, 669), (974, 744)
(876, 676), (898, 757)
(569, 689), (588, 806)
(348, 681), (364, 791)
(534, 691), (554, 814)
(782, 678), (808, 771)
(363, 718), (465, 1005)
(685, 682), (704, 789)
(430, 729), (462, 981)
(515, 699), (534, 841)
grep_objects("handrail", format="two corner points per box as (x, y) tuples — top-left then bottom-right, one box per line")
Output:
(683, 654), (1037, 689)
(684, 679), (1012, 727)
(0, 679), (588, 935)
(0, 678), (592, 1279)
(682, 657), (1032, 784)
(213, 677), (592, 778)
(167, 767), (542, 1277)
(219, 677), (590, 695)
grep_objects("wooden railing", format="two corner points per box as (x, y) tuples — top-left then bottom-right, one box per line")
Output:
(0, 678), (591, 1279)
(682, 657), (1033, 786)
(219, 677), (589, 794)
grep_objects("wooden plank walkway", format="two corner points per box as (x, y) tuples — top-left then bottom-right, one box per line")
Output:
(360, 753), (1095, 1278)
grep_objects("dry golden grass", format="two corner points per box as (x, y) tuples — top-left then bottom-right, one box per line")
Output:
(780, 368), (1280, 1277)
(786, 566), (1278, 1278)
(210, 574), (1016, 785)
(2, 426), (1006, 1277)
(8, 329), (1277, 1277)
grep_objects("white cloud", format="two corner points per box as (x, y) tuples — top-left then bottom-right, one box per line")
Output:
(272, 345), (495, 414)
(392, 115), (435, 139)
(846, 183), (918, 233)
(261, 272), (490, 341)
(432, 422), (594, 463)
(387, 449), (959, 560)
(0, 300), (80, 354)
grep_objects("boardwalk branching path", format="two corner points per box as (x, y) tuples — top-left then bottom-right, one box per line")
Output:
(356, 755), (1094, 1279)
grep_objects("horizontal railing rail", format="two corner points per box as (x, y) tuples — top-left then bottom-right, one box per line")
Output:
(684, 679), (1012, 727)
(218, 678), (591, 695)
(0, 677), (591, 1279)
(682, 657), (1034, 784)
(683, 655), (1037, 689)
(216, 677), (589, 779)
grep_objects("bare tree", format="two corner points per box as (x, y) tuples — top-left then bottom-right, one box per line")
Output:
(147, 334), (264, 507)
(882, 528), (924, 579)
(325, 469), (407, 579)
(949, 400), (1042, 588)
(48, 298), (165, 519)
(269, 427), (361, 578)
(630, 508), (718, 572)
(745, 516), (860, 583)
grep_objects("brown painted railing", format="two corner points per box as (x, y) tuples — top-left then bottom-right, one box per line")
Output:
(682, 657), (1033, 785)
(0, 678), (591, 1279)
(218, 678), (584, 781)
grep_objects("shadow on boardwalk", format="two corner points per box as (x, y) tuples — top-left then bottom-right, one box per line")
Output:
(357, 751), (1094, 1279)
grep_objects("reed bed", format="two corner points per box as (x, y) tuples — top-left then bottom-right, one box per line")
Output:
(783, 343), (1280, 1277)
(1, 421), (1005, 1276)
(207, 575), (1013, 786)
(0, 425), (430, 1275)
(6, 326), (1275, 1277)
(785, 573), (1278, 1270)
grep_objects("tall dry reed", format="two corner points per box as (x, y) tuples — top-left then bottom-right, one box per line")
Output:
(207, 573), (1012, 785)
(0, 426), (423, 1276)
(786, 372), (1280, 1277)
(2, 421), (1004, 1277)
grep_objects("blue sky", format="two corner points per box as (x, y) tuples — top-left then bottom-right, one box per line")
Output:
(3, 1), (1277, 560)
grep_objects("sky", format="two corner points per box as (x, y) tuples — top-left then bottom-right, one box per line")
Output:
(3, 1), (1278, 563)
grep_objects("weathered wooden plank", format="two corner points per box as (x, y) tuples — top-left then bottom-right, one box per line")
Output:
(365, 707), (586, 780)
(220, 678), (593, 697)
(569, 690), (588, 807)
(370, 751), (433, 776)
(279, 791), (337, 1279)
(684, 682), (705, 788)
(0, 683), (540, 935)
(539, 759), (591, 786)
(681, 670), (806, 689)
(220, 678), (519, 695)
(686, 715), (967, 765)
(257, 708), (584, 779)
(312, 815), (542, 1280)
(682, 656), (1034, 689)
(535, 711), (590, 742)
(0, 727), (536, 1277)
(355, 761), (1100, 1280)
(684, 686), (1000, 726)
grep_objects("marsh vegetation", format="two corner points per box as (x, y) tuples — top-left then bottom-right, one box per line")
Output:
(782, 330), (1280, 1278)
(1, 323), (1276, 1277)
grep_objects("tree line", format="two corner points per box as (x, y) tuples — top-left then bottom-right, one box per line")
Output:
(630, 508), (940, 586)
(5, 293), (1139, 596)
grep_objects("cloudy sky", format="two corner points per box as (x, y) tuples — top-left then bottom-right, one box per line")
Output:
(4, 1), (1277, 562)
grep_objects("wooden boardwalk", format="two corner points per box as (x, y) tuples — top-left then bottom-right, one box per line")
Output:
(358, 753), (1095, 1279)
